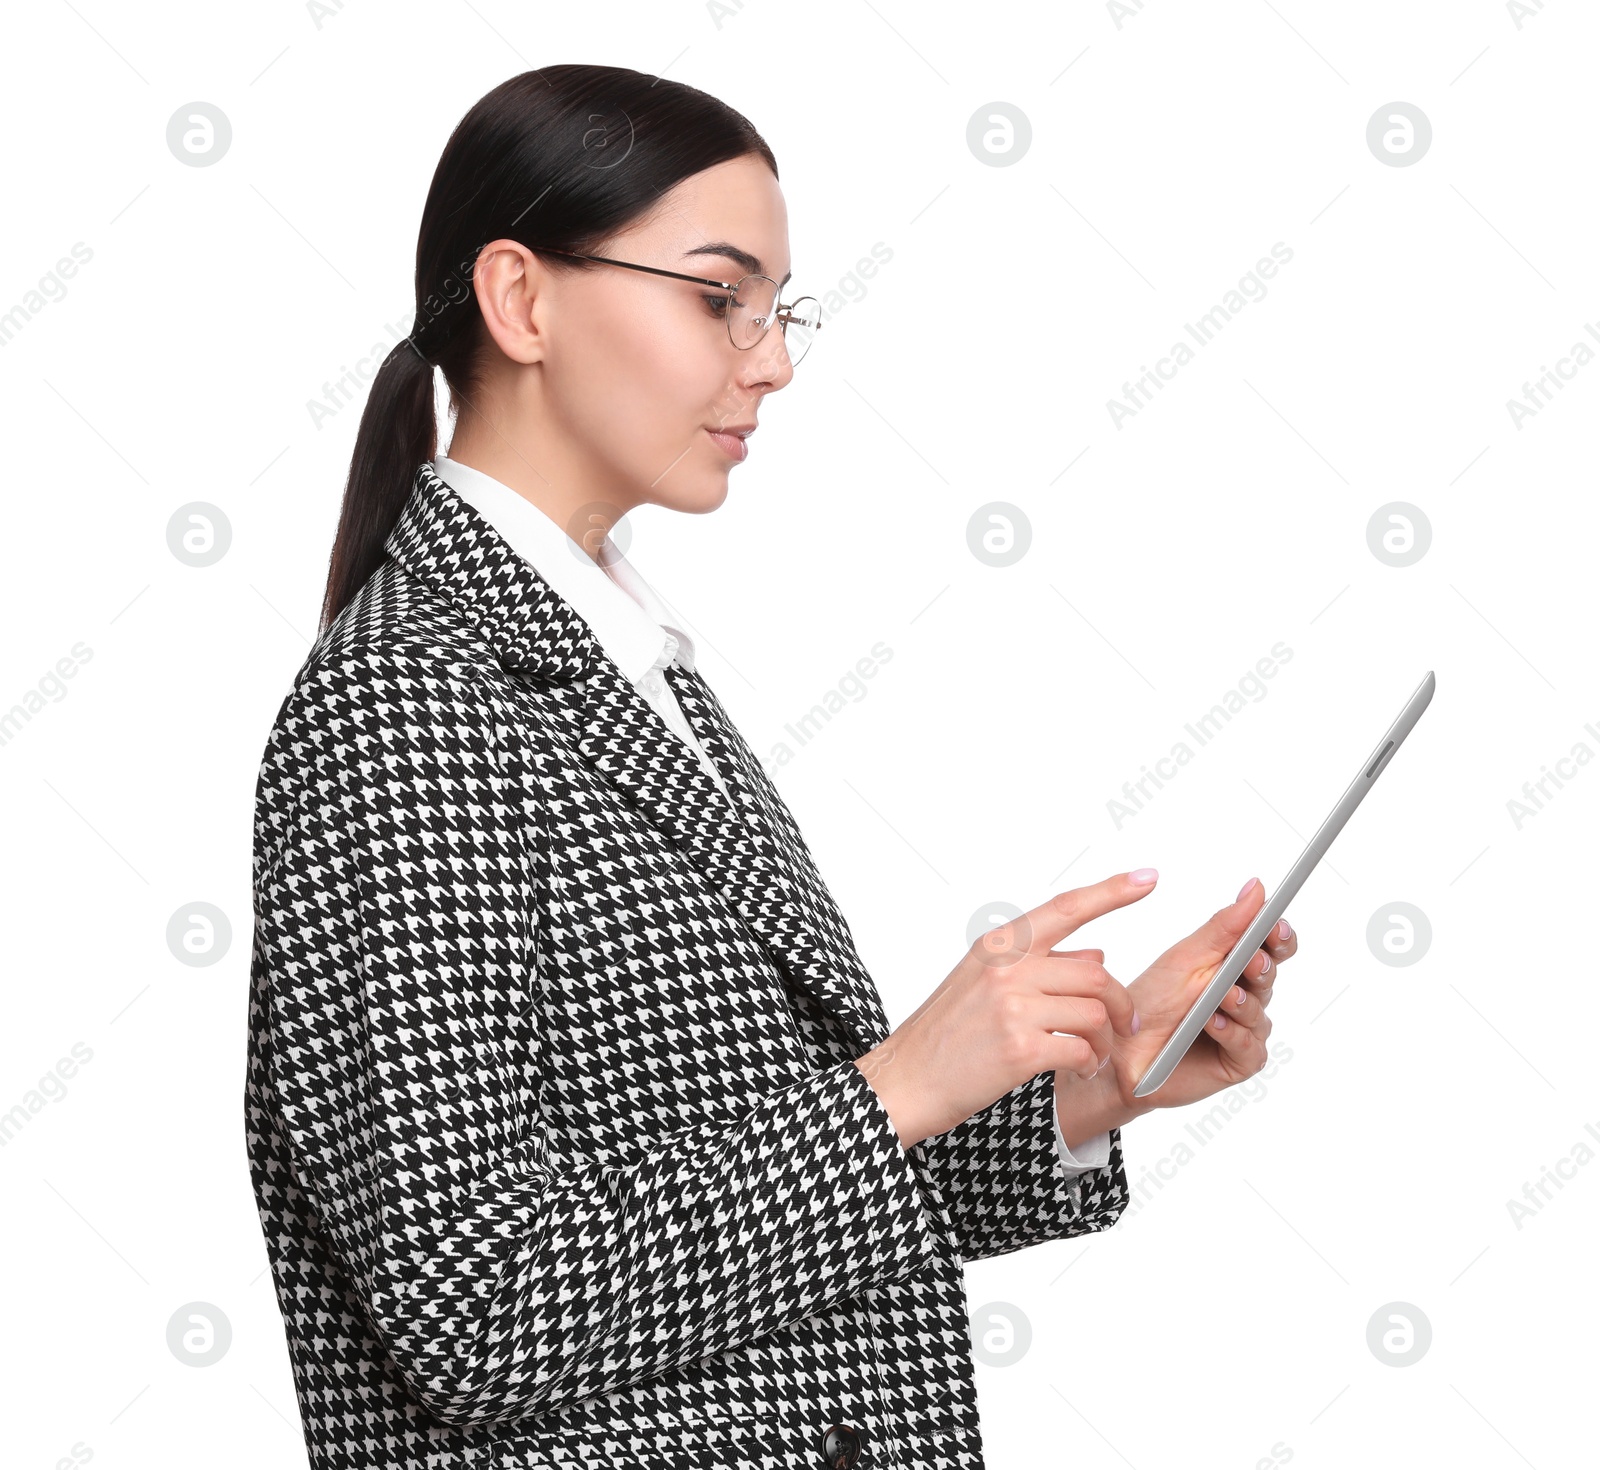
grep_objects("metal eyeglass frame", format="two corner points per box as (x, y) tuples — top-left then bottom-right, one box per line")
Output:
(528, 246), (822, 361)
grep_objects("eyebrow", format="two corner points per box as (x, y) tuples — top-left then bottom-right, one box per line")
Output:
(682, 241), (792, 288)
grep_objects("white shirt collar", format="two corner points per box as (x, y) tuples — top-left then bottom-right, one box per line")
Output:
(431, 455), (697, 683)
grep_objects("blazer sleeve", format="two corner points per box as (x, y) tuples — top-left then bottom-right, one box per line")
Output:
(906, 1068), (1131, 1265)
(250, 656), (956, 1430)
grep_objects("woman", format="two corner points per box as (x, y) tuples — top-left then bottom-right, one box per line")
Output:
(245, 64), (1293, 1470)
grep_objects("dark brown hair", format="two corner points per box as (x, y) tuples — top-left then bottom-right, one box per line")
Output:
(319, 64), (778, 634)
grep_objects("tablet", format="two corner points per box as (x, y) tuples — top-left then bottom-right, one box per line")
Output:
(1130, 670), (1436, 1099)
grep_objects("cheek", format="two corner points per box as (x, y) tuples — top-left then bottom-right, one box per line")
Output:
(631, 313), (722, 410)
(576, 310), (730, 456)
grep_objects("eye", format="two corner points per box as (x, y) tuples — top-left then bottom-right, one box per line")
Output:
(702, 293), (732, 319)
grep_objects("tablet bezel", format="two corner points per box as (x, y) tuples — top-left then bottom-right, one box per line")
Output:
(1129, 670), (1436, 1100)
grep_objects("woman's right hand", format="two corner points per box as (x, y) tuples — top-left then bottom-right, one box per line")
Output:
(855, 872), (1153, 1148)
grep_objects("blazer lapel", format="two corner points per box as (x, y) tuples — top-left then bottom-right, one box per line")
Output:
(383, 462), (889, 1057)
(535, 664), (888, 1056)
(662, 663), (891, 1051)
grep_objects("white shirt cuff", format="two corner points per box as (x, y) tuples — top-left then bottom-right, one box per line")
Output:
(1052, 1072), (1111, 1174)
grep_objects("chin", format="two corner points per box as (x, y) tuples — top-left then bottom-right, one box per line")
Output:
(683, 477), (734, 514)
(641, 471), (730, 517)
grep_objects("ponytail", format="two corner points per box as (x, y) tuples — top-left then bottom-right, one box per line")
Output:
(319, 336), (436, 635)
(317, 64), (778, 636)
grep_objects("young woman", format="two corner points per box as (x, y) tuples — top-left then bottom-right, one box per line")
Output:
(245, 64), (1294, 1470)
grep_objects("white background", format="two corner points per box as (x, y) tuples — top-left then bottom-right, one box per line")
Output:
(1, 2), (1593, 1467)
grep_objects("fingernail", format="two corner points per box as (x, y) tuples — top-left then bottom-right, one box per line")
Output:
(1233, 986), (1246, 1006)
(1129, 867), (1158, 885)
(1131, 1009), (1141, 1035)
(1278, 920), (1293, 940)
(1237, 877), (1258, 901)
(1214, 1012), (1229, 1029)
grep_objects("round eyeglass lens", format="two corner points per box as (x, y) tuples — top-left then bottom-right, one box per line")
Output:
(729, 278), (820, 367)
(779, 295), (820, 366)
(729, 275), (779, 349)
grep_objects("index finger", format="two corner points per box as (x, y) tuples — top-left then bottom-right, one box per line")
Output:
(1005, 869), (1161, 956)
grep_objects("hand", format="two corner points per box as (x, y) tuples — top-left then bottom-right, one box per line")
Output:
(856, 873), (1148, 1148)
(1099, 876), (1297, 1114)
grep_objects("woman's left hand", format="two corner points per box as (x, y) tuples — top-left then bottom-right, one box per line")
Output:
(1101, 876), (1297, 1114)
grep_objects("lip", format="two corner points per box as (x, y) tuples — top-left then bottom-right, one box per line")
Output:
(705, 426), (752, 463)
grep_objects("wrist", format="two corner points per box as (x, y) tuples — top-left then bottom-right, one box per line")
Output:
(854, 1047), (923, 1150)
(1057, 1062), (1157, 1150)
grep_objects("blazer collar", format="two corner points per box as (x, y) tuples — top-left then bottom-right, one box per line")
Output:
(384, 460), (603, 682)
(429, 453), (700, 686)
(382, 461), (889, 1057)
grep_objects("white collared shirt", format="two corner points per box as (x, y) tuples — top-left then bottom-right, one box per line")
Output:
(429, 455), (1111, 1180)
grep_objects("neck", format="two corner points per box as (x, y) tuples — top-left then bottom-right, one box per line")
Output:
(443, 432), (627, 566)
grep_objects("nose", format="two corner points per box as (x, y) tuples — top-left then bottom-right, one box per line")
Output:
(737, 329), (795, 393)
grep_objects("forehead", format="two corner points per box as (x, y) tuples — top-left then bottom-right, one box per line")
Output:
(629, 155), (791, 281)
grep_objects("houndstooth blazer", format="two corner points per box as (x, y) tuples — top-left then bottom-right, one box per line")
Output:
(244, 463), (1132, 1470)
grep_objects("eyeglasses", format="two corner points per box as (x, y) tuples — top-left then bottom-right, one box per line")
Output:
(529, 247), (823, 366)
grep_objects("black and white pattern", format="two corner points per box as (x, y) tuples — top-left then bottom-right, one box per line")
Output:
(245, 463), (1131, 1469)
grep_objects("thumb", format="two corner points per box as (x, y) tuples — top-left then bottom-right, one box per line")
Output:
(1195, 876), (1264, 957)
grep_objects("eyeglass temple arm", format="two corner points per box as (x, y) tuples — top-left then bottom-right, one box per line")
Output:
(536, 246), (743, 292)
(526, 243), (819, 329)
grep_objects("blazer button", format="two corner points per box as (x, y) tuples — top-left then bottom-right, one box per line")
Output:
(819, 1422), (863, 1468)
